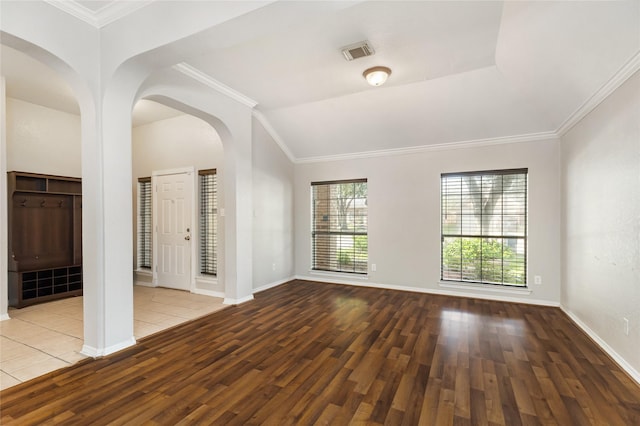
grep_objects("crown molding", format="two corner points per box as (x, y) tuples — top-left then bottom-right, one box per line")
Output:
(294, 131), (558, 164)
(93, 0), (155, 27)
(172, 63), (297, 162)
(252, 111), (296, 163)
(44, 0), (154, 28)
(556, 50), (640, 136)
(44, 0), (97, 26)
(173, 63), (258, 109)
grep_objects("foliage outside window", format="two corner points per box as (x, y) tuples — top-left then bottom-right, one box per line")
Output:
(441, 169), (527, 286)
(138, 177), (152, 269)
(312, 179), (368, 274)
(199, 169), (217, 276)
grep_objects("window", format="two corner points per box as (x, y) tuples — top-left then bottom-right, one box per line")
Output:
(199, 169), (218, 276)
(138, 177), (152, 269)
(312, 179), (368, 274)
(441, 169), (527, 286)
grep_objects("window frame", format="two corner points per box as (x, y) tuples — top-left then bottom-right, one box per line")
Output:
(199, 169), (218, 276)
(137, 177), (152, 270)
(311, 178), (368, 275)
(440, 168), (528, 287)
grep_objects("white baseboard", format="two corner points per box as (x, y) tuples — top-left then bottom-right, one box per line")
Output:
(80, 345), (99, 358)
(0, 313), (10, 321)
(254, 276), (295, 294)
(294, 274), (560, 307)
(134, 281), (156, 288)
(192, 288), (225, 299)
(561, 306), (640, 385)
(430, 285), (558, 307)
(81, 336), (136, 358)
(223, 294), (254, 306)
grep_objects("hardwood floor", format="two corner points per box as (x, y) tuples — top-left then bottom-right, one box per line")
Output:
(1, 280), (639, 425)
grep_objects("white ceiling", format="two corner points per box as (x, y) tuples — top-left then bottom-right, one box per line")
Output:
(188, 1), (503, 110)
(2, 1), (639, 160)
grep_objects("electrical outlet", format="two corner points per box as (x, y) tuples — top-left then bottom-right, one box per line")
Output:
(371, 264), (377, 272)
(534, 275), (542, 285)
(623, 318), (629, 336)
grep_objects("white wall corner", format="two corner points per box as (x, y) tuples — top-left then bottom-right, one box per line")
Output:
(254, 276), (296, 294)
(0, 313), (11, 321)
(252, 110), (297, 163)
(557, 50), (640, 136)
(561, 306), (640, 385)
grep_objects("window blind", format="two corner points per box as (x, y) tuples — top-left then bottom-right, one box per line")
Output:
(311, 179), (368, 274)
(441, 169), (527, 286)
(199, 169), (217, 276)
(138, 177), (152, 269)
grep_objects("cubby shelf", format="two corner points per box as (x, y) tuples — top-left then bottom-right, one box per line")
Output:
(7, 171), (83, 308)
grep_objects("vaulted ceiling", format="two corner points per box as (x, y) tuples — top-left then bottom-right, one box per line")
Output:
(2, 1), (639, 161)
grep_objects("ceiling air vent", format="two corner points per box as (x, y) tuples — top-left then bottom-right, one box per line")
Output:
(341, 41), (375, 61)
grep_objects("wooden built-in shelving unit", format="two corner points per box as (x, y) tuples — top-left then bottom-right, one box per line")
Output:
(7, 171), (83, 308)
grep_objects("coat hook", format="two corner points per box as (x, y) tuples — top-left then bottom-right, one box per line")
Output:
(41, 199), (46, 207)
(59, 201), (64, 208)
(20, 199), (27, 207)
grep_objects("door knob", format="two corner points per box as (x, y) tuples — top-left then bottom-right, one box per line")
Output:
(185, 235), (191, 241)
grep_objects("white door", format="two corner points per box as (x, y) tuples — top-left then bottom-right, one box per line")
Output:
(155, 172), (193, 290)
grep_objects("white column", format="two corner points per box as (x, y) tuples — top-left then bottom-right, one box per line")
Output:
(0, 76), (9, 321)
(81, 92), (135, 356)
(222, 116), (253, 305)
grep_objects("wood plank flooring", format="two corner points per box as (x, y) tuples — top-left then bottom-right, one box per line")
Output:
(1, 280), (639, 425)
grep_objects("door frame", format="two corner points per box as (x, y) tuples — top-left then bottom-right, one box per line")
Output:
(151, 166), (197, 292)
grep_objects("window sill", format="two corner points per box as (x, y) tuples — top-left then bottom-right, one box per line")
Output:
(309, 270), (369, 281)
(439, 280), (531, 295)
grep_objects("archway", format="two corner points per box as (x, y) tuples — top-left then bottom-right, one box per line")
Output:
(0, 37), (93, 389)
(2, 10), (258, 361)
(130, 99), (228, 337)
(137, 86), (255, 306)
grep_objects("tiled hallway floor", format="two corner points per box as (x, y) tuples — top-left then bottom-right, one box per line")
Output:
(0, 286), (226, 390)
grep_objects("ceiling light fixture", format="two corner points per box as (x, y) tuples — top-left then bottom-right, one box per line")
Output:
(363, 66), (391, 86)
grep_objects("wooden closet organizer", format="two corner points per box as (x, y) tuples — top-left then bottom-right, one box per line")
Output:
(7, 172), (83, 308)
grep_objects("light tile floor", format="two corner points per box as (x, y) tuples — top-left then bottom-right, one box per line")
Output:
(0, 286), (226, 391)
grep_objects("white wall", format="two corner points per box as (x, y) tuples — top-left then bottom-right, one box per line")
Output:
(5, 98), (81, 176)
(132, 114), (223, 177)
(252, 118), (294, 291)
(561, 71), (640, 380)
(2, 96), (81, 320)
(2, 0), (260, 355)
(294, 138), (562, 305)
(0, 77), (8, 320)
(132, 113), (224, 294)
(4, 101), (229, 293)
